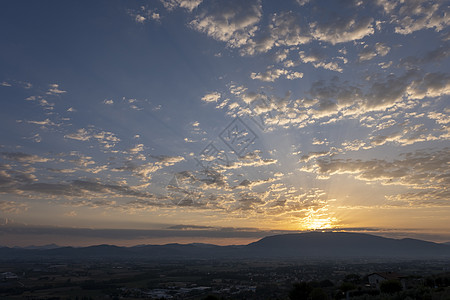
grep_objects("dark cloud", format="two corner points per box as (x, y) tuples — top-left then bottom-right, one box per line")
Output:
(1, 152), (50, 163)
(400, 45), (450, 68)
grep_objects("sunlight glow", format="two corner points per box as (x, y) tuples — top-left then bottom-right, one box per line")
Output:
(302, 208), (337, 230)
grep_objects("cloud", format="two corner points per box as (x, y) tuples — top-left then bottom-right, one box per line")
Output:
(225, 150), (277, 169)
(400, 45), (450, 67)
(46, 84), (66, 95)
(310, 16), (374, 45)
(406, 72), (450, 99)
(127, 6), (161, 23)
(306, 148), (449, 194)
(387, 189), (450, 207)
(363, 71), (418, 109)
(359, 42), (391, 61)
(129, 144), (144, 154)
(190, 0), (262, 48)
(0, 200), (27, 213)
(64, 128), (120, 148)
(65, 128), (91, 141)
(300, 150), (333, 162)
(299, 50), (344, 72)
(306, 71), (447, 113)
(26, 118), (59, 127)
(375, 0), (397, 13)
(296, 0), (310, 6)
(392, 0), (450, 34)
(161, 0), (203, 12)
(308, 76), (362, 108)
(151, 155), (185, 164)
(0, 224), (302, 243)
(114, 156), (184, 181)
(17, 180), (158, 200)
(250, 68), (303, 82)
(201, 92), (221, 102)
(269, 11), (311, 46)
(1, 152), (50, 163)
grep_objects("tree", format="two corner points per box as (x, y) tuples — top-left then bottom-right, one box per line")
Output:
(380, 279), (402, 294)
(289, 282), (313, 300)
(310, 287), (328, 300)
(203, 295), (220, 300)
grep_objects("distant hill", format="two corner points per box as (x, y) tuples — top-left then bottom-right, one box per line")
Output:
(245, 232), (450, 258)
(1, 232), (449, 261)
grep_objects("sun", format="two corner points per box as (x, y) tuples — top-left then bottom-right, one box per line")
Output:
(303, 208), (337, 230)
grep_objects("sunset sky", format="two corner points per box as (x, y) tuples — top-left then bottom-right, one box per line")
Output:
(0, 0), (449, 246)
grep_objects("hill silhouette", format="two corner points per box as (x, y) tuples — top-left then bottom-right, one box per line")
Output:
(1, 232), (449, 260)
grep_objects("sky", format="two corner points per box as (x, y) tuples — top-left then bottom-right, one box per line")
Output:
(0, 0), (449, 247)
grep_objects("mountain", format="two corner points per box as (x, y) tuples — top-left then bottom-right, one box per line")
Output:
(20, 243), (60, 250)
(245, 232), (450, 258)
(1, 232), (449, 261)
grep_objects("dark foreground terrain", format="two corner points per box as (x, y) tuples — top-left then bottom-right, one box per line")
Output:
(1, 259), (450, 299)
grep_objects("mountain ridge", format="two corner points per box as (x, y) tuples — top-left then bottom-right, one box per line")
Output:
(1, 232), (449, 260)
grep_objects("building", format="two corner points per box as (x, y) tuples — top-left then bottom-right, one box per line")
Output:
(368, 272), (405, 290)
(1, 272), (19, 281)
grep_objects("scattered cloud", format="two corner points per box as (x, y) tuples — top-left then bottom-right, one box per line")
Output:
(0, 200), (27, 213)
(359, 42), (391, 61)
(64, 128), (120, 148)
(201, 92), (221, 102)
(304, 148), (449, 193)
(161, 0), (203, 12)
(250, 67), (303, 82)
(128, 6), (160, 23)
(190, 0), (262, 48)
(392, 0), (450, 34)
(310, 16), (374, 45)
(46, 83), (66, 95)
(1, 152), (50, 163)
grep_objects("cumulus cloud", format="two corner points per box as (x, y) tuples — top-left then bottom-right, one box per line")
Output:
(310, 16), (374, 44)
(64, 128), (120, 148)
(46, 84), (66, 95)
(0, 200), (27, 213)
(128, 144), (144, 154)
(299, 50), (344, 72)
(307, 148), (449, 191)
(269, 11), (311, 46)
(26, 118), (59, 127)
(359, 42), (391, 61)
(161, 0), (203, 12)
(190, 0), (262, 48)
(363, 71), (417, 109)
(308, 76), (363, 108)
(300, 150), (334, 162)
(201, 92), (221, 102)
(392, 0), (450, 34)
(19, 180), (157, 200)
(1, 152), (50, 163)
(400, 46), (450, 68)
(406, 72), (450, 99)
(250, 68), (303, 82)
(151, 155), (185, 165)
(65, 128), (91, 141)
(128, 6), (160, 23)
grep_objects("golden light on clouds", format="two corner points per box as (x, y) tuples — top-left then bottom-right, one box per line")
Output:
(302, 207), (337, 230)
